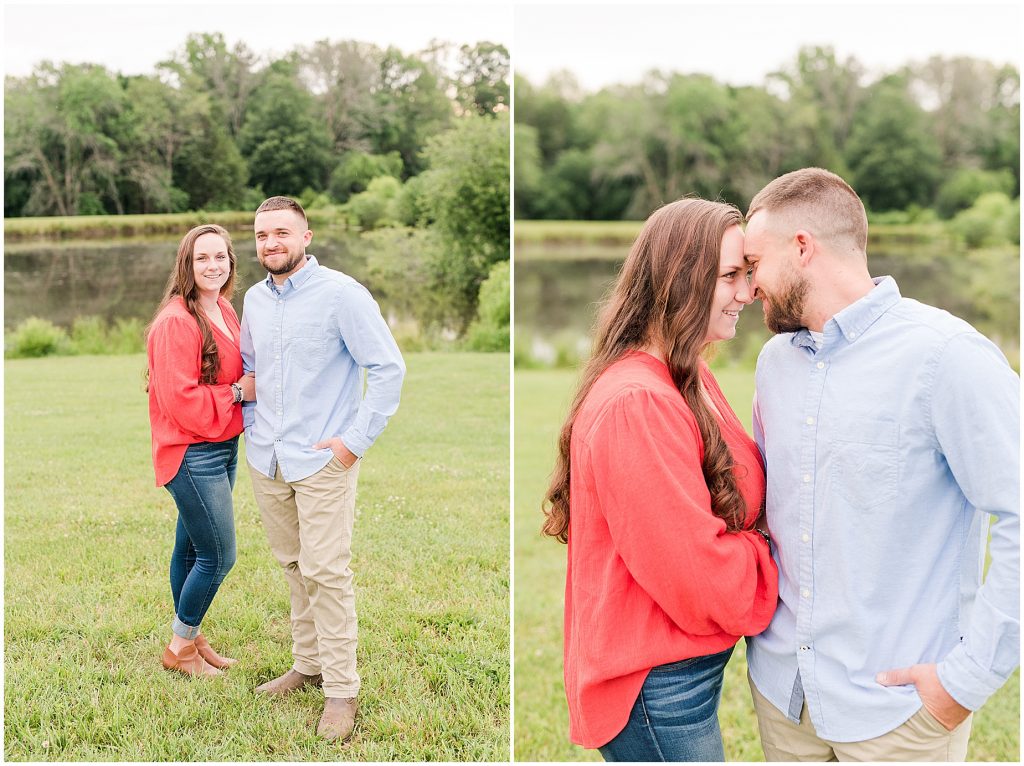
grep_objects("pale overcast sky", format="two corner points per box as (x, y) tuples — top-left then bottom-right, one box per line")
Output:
(3, 1), (513, 78)
(515, 2), (1022, 91)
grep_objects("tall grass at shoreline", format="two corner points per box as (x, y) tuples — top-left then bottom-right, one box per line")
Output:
(5, 352), (510, 761)
(4, 211), (353, 242)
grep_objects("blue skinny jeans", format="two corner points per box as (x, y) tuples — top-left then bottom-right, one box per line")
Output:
(599, 645), (735, 762)
(164, 437), (238, 639)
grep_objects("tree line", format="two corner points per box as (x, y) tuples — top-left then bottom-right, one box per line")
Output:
(515, 47), (1020, 220)
(5, 33), (509, 218)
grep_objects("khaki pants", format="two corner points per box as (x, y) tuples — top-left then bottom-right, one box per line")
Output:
(250, 457), (361, 698)
(749, 672), (972, 762)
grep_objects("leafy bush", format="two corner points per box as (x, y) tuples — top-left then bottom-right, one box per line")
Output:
(6, 318), (69, 358)
(8, 316), (146, 358)
(344, 176), (403, 229)
(108, 318), (146, 354)
(69, 316), (109, 354)
(328, 151), (404, 203)
(464, 260), (510, 351)
(950, 193), (1019, 248)
(935, 169), (1015, 219)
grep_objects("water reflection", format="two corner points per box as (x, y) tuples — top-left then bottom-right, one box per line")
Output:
(4, 232), (372, 329)
(515, 241), (1019, 362)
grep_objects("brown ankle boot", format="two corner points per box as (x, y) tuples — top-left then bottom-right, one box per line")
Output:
(317, 697), (358, 741)
(162, 642), (222, 677)
(194, 634), (238, 669)
(254, 668), (323, 695)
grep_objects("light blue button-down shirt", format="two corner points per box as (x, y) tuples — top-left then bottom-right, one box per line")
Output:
(239, 254), (405, 482)
(748, 276), (1019, 742)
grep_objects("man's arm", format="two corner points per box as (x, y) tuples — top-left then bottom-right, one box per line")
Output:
(319, 282), (405, 461)
(878, 332), (1020, 728)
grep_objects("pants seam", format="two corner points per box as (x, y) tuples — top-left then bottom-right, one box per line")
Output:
(637, 687), (667, 761)
(179, 458), (223, 625)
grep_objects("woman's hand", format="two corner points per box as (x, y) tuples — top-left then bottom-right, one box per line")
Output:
(235, 373), (256, 402)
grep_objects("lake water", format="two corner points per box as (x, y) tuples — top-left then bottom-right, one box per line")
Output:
(4, 231), (381, 329)
(515, 238), (1020, 364)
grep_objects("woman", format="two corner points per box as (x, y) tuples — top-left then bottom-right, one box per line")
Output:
(542, 199), (779, 761)
(146, 224), (254, 676)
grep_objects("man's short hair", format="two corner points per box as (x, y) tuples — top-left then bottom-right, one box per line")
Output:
(747, 168), (868, 254)
(255, 196), (308, 227)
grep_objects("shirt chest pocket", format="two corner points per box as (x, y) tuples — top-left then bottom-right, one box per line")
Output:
(288, 321), (325, 371)
(828, 420), (900, 510)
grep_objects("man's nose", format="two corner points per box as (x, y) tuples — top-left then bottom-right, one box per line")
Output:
(736, 278), (754, 305)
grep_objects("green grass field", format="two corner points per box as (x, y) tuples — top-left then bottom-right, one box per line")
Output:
(514, 366), (1019, 762)
(5, 352), (509, 761)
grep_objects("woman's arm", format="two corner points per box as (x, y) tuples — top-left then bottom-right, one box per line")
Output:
(149, 315), (238, 438)
(584, 387), (778, 637)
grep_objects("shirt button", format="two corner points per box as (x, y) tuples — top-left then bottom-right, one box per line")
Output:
(802, 588), (811, 598)
(816, 361), (825, 369)
(803, 474), (811, 483)
(802, 533), (810, 542)
(800, 645), (810, 651)
(850, 332), (858, 339)
(277, 409), (282, 415)
(805, 417), (815, 425)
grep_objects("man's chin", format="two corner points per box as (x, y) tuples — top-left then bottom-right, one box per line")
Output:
(763, 308), (803, 335)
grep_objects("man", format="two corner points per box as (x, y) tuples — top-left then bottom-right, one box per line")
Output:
(240, 196), (405, 741)
(743, 168), (1019, 761)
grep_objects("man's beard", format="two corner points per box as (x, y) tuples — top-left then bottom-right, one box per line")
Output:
(761, 270), (809, 334)
(260, 248), (306, 276)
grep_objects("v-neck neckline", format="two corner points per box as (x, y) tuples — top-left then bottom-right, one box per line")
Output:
(202, 299), (235, 344)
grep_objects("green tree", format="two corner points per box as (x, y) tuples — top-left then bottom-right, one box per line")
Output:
(159, 32), (258, 138)
(418, 113), (510, 327)
(370, 47), (453, 176)
(328, 150), (403, 203)
(513, 123), (543, 218)
(4, 63), (125, 215)
(768, 46), (865, 166)
(239, 71), (333, 196)
(173, 100), (248, 210)
(455, 42), (509, 115)
(296, 39), (384, 152)
(845, 76), (943, 211)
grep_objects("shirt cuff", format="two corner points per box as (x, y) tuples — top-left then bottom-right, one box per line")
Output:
(937, 642), (1007, 711)
(340, 428), (371, 458)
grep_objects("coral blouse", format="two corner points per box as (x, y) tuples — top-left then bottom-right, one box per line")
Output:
(147, 296), (243, 486)
(563, 351), (779, 748)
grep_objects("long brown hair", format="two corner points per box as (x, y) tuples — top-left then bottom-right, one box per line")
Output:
(542, 198), (746, 543)
(146, 224), (237, 387)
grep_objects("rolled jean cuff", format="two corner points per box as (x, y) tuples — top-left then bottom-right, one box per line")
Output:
(172, 615), (200, 640)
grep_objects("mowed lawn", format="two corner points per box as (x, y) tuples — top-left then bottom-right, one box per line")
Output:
(514, 365), (1019, 762)
(5, 352), (509, 761)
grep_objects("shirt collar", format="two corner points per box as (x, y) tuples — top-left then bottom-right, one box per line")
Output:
(790, 276), (902, 348)
(264, 254), (319, 293)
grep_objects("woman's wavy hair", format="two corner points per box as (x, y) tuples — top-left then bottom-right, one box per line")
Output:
(145, 224), (237, 388)
(542, 198), (747, 543)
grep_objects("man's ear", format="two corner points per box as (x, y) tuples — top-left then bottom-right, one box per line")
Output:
(793, 230), (816, 267)
(303, 229), (313, 247)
